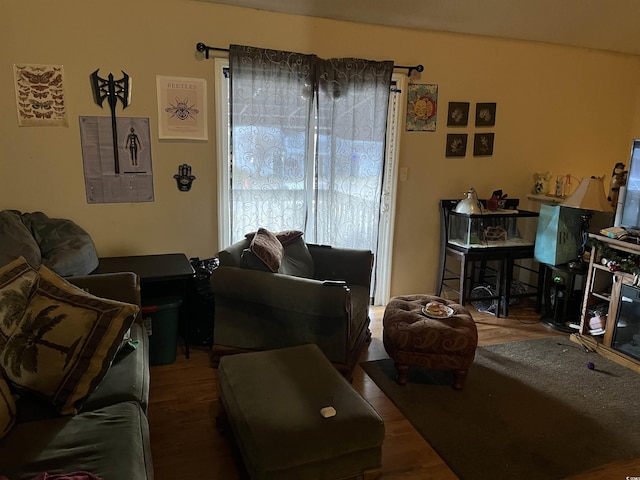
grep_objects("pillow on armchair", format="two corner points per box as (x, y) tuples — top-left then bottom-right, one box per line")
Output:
(241, 228), (314, 278)
(242, 228), (284, 273)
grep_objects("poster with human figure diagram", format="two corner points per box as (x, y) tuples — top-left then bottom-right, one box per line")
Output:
(79, 116), (154, 204)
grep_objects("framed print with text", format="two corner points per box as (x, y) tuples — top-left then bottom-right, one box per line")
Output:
(156, 76), (207, 140)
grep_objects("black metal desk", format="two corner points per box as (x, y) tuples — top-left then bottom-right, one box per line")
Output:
(93, 253), (195, 358)
(439, 242), (540, 317)
(437, 199), (541, 317)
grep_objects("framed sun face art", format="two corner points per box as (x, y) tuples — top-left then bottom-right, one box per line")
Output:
(406, 83), (438, 132)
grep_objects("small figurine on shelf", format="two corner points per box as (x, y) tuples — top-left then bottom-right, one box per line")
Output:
(532, 172), (551, 195)
(555, 175), (565, 197)
(608, 162), (628, 208)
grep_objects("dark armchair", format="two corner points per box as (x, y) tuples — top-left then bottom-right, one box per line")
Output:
(210, 231), (373, 378)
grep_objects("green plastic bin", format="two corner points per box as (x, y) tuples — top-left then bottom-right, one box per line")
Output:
(142, 296), (183, 366)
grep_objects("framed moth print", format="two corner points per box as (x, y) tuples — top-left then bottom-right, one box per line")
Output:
(475, 102), (496, 126)
(156, 76), (207, 140)
(473, 133), (494, 156)
(14, 64), (68, 127)
(447, 102), (469, 126)
(446, 133), (468, 157)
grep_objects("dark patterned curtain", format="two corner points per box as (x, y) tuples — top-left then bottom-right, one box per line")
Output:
(229, 45), (393, 250)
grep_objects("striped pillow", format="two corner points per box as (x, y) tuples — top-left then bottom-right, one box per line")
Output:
(0, 265), (139, 415)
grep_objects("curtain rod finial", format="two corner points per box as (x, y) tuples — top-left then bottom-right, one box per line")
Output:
(409, 65), (424, 76)
(196, 42), (209, 59)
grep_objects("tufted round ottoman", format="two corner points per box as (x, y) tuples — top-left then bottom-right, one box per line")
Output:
(383, 294), (478, 389)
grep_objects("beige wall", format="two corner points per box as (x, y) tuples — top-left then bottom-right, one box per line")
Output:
(2, 0), (640, 297)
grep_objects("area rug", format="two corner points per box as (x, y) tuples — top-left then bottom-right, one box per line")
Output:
(361, 337), (640, 480)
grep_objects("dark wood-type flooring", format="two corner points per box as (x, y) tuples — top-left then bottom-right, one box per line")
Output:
(148, 301), (640, 479)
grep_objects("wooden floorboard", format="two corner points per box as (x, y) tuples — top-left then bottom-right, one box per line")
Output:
(148, 300), (640, 479)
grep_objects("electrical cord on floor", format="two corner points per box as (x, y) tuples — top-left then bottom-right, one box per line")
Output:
(571, 333), (596, 353)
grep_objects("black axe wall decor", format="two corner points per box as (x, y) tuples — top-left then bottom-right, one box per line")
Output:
(90, 69), (131, 174)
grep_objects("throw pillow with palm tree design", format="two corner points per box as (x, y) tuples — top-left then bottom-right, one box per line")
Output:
(0, 265), (139, 415)
(0, 257), (38, 351)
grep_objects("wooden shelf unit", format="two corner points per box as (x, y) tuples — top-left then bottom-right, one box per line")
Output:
(571, 234), (640, 372)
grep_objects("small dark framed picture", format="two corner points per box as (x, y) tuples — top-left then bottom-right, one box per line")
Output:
(473, 133), (494, 156)
(447, 102), (470, 126)
(446, 133), (468, 157)
(475, 102), (497, 126)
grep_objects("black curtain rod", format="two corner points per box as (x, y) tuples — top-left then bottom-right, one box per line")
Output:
(195, 42), (424, 77)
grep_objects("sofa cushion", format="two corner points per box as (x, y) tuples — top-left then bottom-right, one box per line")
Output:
(0, 401), (152, 480)
(279, 237), (314, 278)
(0, 266), (139, 415)
(21, 211), (99, 277)
(80, 323), (150, 413)
(0, 376), (16, 440)
(247, 228), (284, 272)
(0, 211), (41, 270)
(0, 257), (39, 350)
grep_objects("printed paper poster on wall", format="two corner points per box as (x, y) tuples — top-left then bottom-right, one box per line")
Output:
(79, 116), (154, 204)
(156, 76), (207, 140)
(13, 64), (68, 127)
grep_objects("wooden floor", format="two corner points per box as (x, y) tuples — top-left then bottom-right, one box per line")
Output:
(148, 301), (640, 479)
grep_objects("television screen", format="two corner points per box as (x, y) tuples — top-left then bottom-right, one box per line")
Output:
(620, 139), (640, 234)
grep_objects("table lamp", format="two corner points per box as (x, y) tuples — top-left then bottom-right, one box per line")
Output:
(561, 175), (614, 264)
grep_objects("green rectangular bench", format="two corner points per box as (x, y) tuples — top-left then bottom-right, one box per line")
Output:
(218, 344), (385, 480)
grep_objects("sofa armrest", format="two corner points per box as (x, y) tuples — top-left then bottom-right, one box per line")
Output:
(218, 238), (251, 267)
(67, 272), (143, 323)
(211, 266), (351, 318)
(308, 244), (373, 288)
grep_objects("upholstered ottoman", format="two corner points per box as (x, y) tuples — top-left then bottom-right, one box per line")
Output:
(383, 295), (478, 389)
(217, 344), (385, 480)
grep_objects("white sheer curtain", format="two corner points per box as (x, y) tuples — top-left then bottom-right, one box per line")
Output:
(229, 45), (393, 253)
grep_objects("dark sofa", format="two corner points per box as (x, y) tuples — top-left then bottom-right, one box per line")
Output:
(0, 272), (153, 480)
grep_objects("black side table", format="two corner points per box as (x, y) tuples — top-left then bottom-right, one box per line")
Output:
(539, 262), (587, 332)
(93, 253), (195, 358)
